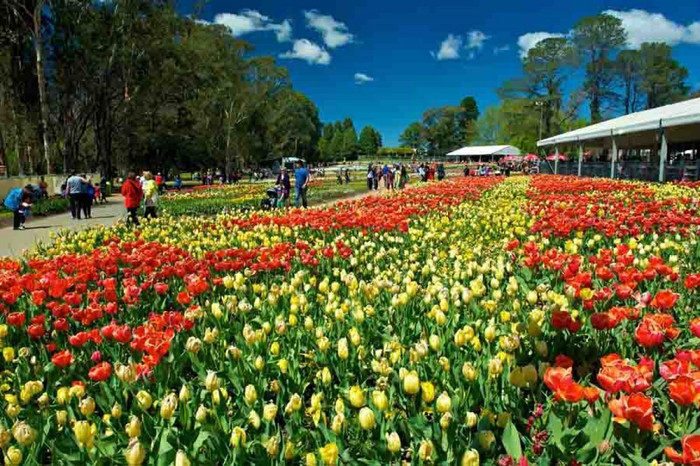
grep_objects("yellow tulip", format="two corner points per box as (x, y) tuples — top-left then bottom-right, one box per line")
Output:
(420, 382), (435, 403)
(386, 431), (401, 453)
(230, 427), (246, 448)
(461, 449), (480, 466)
(319, 442), (339, 466)
(436, 391), (451, 413)
(403, 371), (420, 395)
(124, 438), (146, 466)
(358, 407), (375, 430)
(4, 446), (22, 466)
(348, 385), (365, 408)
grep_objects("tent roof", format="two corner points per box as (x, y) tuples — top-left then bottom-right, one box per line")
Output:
(446, 145), (521, 156)
(538, 97), (700, 147)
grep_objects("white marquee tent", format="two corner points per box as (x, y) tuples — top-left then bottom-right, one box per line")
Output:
(537, 97), (700, 180)
(446, 145), (521, 162)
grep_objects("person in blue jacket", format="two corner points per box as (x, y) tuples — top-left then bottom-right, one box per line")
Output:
(294, 161), (310, 208)
(4, 185), (35, 230)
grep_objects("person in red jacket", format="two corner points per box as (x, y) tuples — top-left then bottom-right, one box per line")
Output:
(120, 172), (143, 227)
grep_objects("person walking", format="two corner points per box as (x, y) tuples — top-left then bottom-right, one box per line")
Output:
(155, 172), (164, 194)
(99, 176), (108, 203)
(66, 172), (87, 219)
(4, 184), (34, 230)
(294, 161), (310, 208)
(174, 175), (182, 190)
(400, 164), (409, 188)
(83, 177), (94, 219)
(121, 172), (143, 227)
(142, 172), (159, 219)
(276, 167), (291, 208)
(437, 163), (446, 181)
(366, 164), (374, 191)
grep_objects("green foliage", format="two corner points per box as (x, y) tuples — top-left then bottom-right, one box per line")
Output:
(358, 126), (381, 156)
(637, 42), (689, 109)
(399, 122), (425, 150)
(572, 13), (627, 122)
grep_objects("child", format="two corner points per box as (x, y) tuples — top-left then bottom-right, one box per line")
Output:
(17, 191), (33, 230)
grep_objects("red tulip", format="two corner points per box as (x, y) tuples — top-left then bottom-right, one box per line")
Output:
(51, 350), (73, 368)
(88, 361), (112, 382)
(664, 435), (700, 464)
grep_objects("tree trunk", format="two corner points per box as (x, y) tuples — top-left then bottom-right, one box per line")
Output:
(33, 0), (52, 174)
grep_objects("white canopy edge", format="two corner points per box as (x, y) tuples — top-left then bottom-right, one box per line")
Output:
(537, 97), (700, 147)
(446, 145), (521, 156)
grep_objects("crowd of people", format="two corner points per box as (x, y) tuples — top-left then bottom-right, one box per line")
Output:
(365, 162), (449, 190)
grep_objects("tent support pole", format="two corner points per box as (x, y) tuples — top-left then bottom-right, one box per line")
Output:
(554, 145), (559, 174)
(578, 143), (583, 177)
(659, 128), (667, 183)
(610, 137), (617, 179)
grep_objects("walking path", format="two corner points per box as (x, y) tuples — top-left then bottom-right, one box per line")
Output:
(0, 199), (126, 258)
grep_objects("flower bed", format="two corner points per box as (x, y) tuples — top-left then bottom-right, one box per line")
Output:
(2, 175), (700, 465)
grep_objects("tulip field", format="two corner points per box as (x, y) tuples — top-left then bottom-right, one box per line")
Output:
(4, 175), (700, 465)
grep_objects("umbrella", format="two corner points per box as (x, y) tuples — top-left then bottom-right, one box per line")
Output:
(546, 154), (568, 161)
(501, 155), (523, 162)
(523, 154), (540, 162)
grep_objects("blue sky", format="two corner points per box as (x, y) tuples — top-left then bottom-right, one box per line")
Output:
(186, 0), (700, 146)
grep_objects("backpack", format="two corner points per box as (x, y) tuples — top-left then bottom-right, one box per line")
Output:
(3, 188), (22, 211)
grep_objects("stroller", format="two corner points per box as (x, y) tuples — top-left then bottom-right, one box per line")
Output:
(260, 187), (281, 210)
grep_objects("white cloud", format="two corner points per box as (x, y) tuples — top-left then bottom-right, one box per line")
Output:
(466, 30), (489, 50)
(605, 9), (700, 48)
(280, 39), (331, 65)
(214, 10), (292, 42)
(354, 73), (374, 84)
(304, 10), (354, 48)
(435, 34), (463, 60)
(517, 31), (565, 58)
(493, 44), (511, 55)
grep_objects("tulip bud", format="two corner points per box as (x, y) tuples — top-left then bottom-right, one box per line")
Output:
(285, 393), (302, 414)
(265, 435), (279, 457)
(244, 385), (258, 405)
(195, 405), (208, 423)
(403, 371), (420, 395)
(160, 393), (178, 420)
(420, 382), (435, 403)
(248, 410), (261, 429)
(73, 420), (96, 449)
(386, 431), (401, 453)
(230, 427), (246, 448)
(418, 440), (434, 461)
(320, 367), (332, 386)
(175, 450), (191, 466)
(4, 446), (22, 466)
(436, 391), (451, 413)
(125, 416), (141, 438)
(319, 442), (339, 466)
(331, 412), (345, 434)
(461, 449), (480, 466)
(79, 396), (95, 416)
(358, 407), (375, 430)
(348, 386), (365, 408)
(56, 410), (68, 426)
(136, 391), (152, 410)
(477, 430), (495, 450)
(185, 337), (202, 354)
(465, 411), (478, 428)
(263, 403), (278, 421)
(204, 371), (220, 392)
(111, 403), (123, 419)
(462, 362), (477, 381)
(439, 412), (452, 430)
(305, 453), (317, 466)
(179, 384), (190, 402)
(12, 421), (36, 446)
(124, 438), (146, 466)
(56, 387), (70, 405)
(371, 390), (388, 412)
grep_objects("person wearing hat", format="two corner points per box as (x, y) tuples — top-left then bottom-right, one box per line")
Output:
(276, 167), (291, 207)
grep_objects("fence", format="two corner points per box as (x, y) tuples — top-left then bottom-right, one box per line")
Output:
(539, 161), (699, 182)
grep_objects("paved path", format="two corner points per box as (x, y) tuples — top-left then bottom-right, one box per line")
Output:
(0, 199), (126, 258)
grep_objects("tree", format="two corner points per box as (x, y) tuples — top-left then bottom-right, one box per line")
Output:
(637, 42), (689, 109)
(499, 37), (575, 139)
(329, 130), (344, 161)
(572, 13), (627, 122)
(342, 125), (358, 157)
(359, 125), (380, 156)
(399, 122), (425, 150)
(615, 49), (643, 114)
(475, 106), (503, 145)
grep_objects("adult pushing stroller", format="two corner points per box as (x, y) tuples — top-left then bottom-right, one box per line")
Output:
(260, 187), (281, 210)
